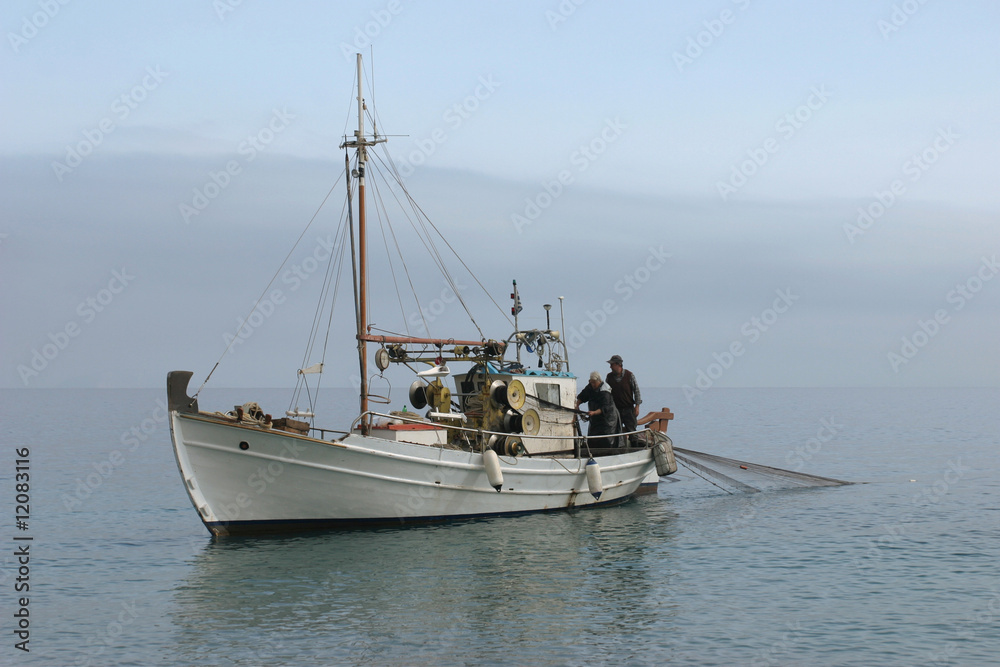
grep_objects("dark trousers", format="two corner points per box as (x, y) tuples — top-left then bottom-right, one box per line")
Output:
(619, 405), (638, 445)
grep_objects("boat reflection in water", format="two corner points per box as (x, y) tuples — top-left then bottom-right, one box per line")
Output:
(171, 498), (681, 665)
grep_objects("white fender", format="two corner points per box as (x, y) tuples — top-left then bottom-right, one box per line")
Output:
(586, 458), (603, 500)
(483, 449), (503, 492)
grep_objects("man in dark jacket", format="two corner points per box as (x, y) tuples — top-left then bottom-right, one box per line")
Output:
(606, 354), (641, 446)
(575, 371), (621, 448)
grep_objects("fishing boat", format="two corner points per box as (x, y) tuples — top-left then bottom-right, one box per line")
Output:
(167, 55), (678, 536)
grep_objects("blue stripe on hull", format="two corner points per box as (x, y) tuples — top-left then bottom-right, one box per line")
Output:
(203, 494), (633, 536)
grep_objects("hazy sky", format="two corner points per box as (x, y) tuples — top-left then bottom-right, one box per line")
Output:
(2, 0), (998, 391)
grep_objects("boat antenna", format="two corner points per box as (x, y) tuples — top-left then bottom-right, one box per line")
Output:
(511, 279), (522, 364)
(370, 45), (375, 137)
(559, 296), (569, 371)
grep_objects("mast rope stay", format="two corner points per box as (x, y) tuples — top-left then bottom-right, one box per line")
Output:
(366, 155), (483, 338)
(193, 165), (347, 399)
(369, 146), (514, 329)
(367, 167), (429, 337)
(373, 148), (497, 330)
(289, 193), (352, 416)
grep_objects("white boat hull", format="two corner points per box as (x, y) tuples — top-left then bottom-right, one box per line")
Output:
(170, 411), (656, 535)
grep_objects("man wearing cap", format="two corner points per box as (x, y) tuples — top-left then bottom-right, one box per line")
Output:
(575, 371), (621, 448)
(606, 354), (641, 446)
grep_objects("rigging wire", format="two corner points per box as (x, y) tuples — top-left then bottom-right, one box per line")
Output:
(297, 197), (350, 368)
(288, 155), (357, 414)
(316, 181), (354, 390)
(372, 145), (497, 321)
(369, 147), (514, 328)
(366, 155), (487, 339)
(385, 167), (480, 334)
(367, 156), (460, 289)
(289, 208), (351, 415)
(193, 165), (346, 399)
(367, 171), (416, 336)
(341, 73), (358, 147)
(366, 165), (435, 337)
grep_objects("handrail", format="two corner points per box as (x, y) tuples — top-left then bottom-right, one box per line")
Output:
(310, 427), (350, 439)
(348, 410), (650, 443)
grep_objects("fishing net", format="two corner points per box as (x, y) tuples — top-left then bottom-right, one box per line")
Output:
(672, 447), (850, 494)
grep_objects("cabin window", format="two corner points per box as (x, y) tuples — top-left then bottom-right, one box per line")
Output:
(536, 382), (561, 407)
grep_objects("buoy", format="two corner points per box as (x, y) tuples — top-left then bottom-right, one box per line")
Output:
(740, 465), (748, 470)
(586, 458), (603, 500)
(652, 435), (678, 476)
(483, 449), (503, 492)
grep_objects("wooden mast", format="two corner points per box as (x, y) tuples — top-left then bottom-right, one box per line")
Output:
(356, 53), (369, 429)
(341, 53), (378, 432)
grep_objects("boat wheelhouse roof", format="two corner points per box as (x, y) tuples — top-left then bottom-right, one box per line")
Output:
(477, 361), (576, 379)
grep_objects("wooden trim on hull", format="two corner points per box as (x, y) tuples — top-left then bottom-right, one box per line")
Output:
(633, 481), (659, 496)
(179, 411), (349, 445)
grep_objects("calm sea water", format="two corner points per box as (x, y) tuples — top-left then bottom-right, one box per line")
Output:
(1, 387), (997, 666)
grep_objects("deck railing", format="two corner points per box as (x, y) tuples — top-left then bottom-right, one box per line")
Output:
(340, 410), (652, 457)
